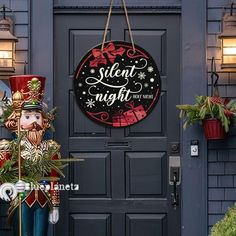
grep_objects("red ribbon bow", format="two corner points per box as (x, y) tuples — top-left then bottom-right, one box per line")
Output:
(125, 101), (135, 110)
(90, 42), (125, 68)
(114, 109), (124, 116)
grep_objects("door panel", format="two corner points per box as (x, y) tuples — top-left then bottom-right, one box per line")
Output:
(126, 30), (167, 74)
(126, 214), (167, 236)
(70, 30), (111, 74)
(126, 152), (166, 197)
(70, 152), (111, 198)
(69, 90), (111, 136)
(70, 214), (111, 236)
(126, 92), (166, 136)
(54, 12), (180, 236)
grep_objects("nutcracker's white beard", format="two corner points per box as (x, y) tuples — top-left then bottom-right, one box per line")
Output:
(21, 122), (44, 146)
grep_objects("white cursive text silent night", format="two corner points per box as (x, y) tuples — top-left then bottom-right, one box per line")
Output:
(85, 58), (148, 106)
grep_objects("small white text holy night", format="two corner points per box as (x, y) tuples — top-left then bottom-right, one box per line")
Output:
(133, 94), (154, 99)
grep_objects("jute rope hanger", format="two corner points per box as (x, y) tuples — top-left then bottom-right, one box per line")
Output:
(101, 0), (136, 53)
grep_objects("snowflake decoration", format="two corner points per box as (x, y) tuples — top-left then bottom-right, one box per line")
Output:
(90, 69), (96, 74)
(86, 99), (95, 108)
(144, 83), (149, 88)
(78, 83), (83, 87)
(138, 72), (146, 80)
(148, 66), (154, 73)
(150, 78), (154, 83)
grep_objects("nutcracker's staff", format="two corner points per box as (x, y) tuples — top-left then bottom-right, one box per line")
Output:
(12, 91), (24, 236)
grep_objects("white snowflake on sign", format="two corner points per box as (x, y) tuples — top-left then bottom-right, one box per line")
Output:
(150, 78), (154, 83)
(78, 83), (83, 87)
(144, 83), (149, 88)
(90, 69), (96, 74)
(148, 66), (154, 73)
(138, 72), (146, 80)
(86, 99), (95, 108)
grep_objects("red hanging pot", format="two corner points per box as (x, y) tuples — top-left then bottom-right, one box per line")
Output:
(202, 118), (226, 140)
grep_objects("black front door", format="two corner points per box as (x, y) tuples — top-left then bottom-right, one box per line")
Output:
(54, 10), (180, 236)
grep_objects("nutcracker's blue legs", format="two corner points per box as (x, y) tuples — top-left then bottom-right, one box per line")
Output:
(12, 202), (49, 236)
(34, 203), (49, 236)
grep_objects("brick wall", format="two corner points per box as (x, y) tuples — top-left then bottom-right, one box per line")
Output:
(0, 1), (29, 234)
(207, 0), (236, 234)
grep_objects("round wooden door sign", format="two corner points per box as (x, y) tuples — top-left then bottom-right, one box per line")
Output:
(74, 41), (161, 128)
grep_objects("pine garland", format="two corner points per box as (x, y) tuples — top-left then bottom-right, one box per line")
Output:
(0, 160), (18, 184)
(0, 95), (13, 126)
(0, 135), (67, 184)
(176, 96), (236, 132)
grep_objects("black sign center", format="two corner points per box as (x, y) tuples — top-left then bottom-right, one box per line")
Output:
(74, 41), (161, 127)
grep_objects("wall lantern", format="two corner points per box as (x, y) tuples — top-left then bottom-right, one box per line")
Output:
(0, 5), (18, 75)
(219, 3), (236, 68)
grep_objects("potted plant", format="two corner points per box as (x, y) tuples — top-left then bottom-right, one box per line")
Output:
(210, 203), (236, 236)
(176, 96), (236, 140)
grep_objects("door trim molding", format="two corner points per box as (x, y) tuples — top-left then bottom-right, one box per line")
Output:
(53, 6), (181, 14)
(181, 1), (208, 236)
(30, 0), (54, 231)
(30, 0), (54, 110)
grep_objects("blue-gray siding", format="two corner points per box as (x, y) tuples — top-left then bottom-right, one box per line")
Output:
(207, 0), (236, 234)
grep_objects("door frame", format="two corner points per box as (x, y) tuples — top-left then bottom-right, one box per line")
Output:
(30, 1), (207, 236)
(181, 1), (207, 236)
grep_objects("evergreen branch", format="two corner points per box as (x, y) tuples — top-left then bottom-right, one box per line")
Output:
(176, 96), (236, 132)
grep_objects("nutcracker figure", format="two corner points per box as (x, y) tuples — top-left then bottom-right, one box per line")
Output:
(0, 75), (61, 236)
